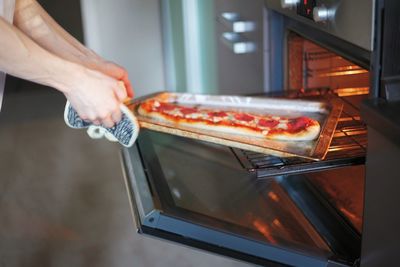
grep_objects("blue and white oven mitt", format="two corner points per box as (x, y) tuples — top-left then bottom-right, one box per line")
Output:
(64, 101), (140, 147)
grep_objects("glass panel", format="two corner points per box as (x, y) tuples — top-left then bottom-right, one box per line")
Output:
(306, 166), (365, 233)
(142, 130), (331, 256)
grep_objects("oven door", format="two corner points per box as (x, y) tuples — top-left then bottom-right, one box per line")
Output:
(121, 129), (360, 267)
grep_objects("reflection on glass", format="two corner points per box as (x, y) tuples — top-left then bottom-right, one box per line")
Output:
(147, 131), (330, 256)
(306, 166), (365, 233)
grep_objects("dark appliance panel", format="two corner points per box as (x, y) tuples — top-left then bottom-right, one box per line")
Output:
(359, 1), (400, 266)
(265, 0), (375, 52)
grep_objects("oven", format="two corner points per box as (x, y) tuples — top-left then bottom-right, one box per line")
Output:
(121, 0), (400, 266)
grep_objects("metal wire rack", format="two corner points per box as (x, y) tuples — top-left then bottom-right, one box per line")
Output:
(232, 88), (367, 178)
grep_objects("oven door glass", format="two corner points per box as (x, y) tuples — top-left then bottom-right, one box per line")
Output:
(121, 130), (348, 267)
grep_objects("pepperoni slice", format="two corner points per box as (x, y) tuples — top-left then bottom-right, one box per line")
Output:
(208, 111), (228, 117)
(180, 107), (198, 115)
(234, 113), (254, 122)
(258, 119), (279, 128)
(288, 116), (313, 132)
(157, 103), (176, 111)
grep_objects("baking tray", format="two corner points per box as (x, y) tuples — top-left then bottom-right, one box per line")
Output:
(126, 92), (343, 161)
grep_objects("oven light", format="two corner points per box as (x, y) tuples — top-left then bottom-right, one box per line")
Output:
(338, 116), (362, 122)
(272, 218), (283, 228)
(318, 69), (368, 77)
(253, 219), (277, 244)
(316, 65), (359, 71)
(268, 191), (280, 202)
(339, 207), (359, 221)
(329, 144), (362, 151)
(334, 87), (369, 97)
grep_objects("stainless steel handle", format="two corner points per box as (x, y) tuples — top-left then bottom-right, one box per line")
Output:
(313, 6), (336, 23)
(221, 32), (256, 54)
(281, 0), (300, 9)
(220, 12), (256, 33)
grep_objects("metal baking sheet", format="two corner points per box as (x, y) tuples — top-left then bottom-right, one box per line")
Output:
(126, 92), (343, 161)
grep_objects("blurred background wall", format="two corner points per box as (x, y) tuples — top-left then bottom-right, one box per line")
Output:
(80, 0), (166, 97)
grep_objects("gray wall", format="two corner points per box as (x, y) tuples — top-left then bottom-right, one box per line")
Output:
(80, 0), (165, 97)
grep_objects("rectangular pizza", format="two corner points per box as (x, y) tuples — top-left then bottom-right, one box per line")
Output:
(137, 97), (321, 142)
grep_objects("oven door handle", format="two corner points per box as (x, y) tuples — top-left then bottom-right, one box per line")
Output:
(221, 32), (256, 54)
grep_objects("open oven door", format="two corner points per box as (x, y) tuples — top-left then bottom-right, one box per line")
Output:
(121, 129), (359, 267)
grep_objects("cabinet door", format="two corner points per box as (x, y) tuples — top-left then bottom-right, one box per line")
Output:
(215, 0), (265, 95)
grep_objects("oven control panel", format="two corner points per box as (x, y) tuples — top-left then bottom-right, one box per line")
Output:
(281, 0), (319, 20)
(297, 0), (316, 20)
(266, 0), (375, 51)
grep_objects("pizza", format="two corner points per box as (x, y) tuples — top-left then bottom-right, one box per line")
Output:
(138, 99), (321, 141)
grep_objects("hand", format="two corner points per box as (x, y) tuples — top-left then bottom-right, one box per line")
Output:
(64, 67), (128, 128)
(85, 54), (134, 98)
(98, 60), (134, 99)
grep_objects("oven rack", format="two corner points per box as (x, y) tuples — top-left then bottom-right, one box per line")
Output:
(234, 88), (367, 178)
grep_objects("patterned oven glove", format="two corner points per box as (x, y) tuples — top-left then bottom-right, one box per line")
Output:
(64, 101), (140, 147)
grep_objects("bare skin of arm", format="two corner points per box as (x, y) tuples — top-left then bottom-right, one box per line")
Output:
(13, 0), (134, 98)
(0, 0), (136, 127)
(0, 17), (126, 127)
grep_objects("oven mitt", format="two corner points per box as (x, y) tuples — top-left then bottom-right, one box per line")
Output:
(64, 101), (140, 147)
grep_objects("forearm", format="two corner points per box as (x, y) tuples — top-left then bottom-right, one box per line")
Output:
(13, 0), (101, 68)
(0, 17), (83, 94)
(13, 0), (134, 98)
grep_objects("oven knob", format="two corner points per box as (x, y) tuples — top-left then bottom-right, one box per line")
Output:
(313, 6), (335, 22)
(281, 0), (300, 9)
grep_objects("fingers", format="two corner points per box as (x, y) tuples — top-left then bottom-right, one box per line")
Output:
(121, 76), (134, 98)
(100, 104), (122, 128)
(117, 69), (134, 98)
(102, 115), (115, 128)
(77, 103), (121, 128)
(111, 108), (122, 124)
(114, 81), (128, 102)
(103, 61), (134, 98)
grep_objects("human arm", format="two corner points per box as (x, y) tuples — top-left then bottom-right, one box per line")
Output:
(0, 17), (125, 127)
(13, 0), (134, 97)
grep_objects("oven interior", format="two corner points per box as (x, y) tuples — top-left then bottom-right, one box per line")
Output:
(124, 13), (371, 267)
(284, 31), (367, 234)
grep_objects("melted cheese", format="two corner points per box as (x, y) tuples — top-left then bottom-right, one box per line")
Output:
(168, 109), (183, 117)
(277, 122), (288, 130)
(262, 130), (269, 135)
(185, 113), (203, 119)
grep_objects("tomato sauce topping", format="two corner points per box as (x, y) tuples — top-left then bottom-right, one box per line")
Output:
(258, 119), (279, 128)
(208, 111), (228, 117)
(287, 116), (313, 132)
(180, 107), (198, 115)
(234, 113), (254, 122)
(157, 103), (176, 111)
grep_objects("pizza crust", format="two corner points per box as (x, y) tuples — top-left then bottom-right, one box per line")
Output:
(268, 124), (320, 141)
